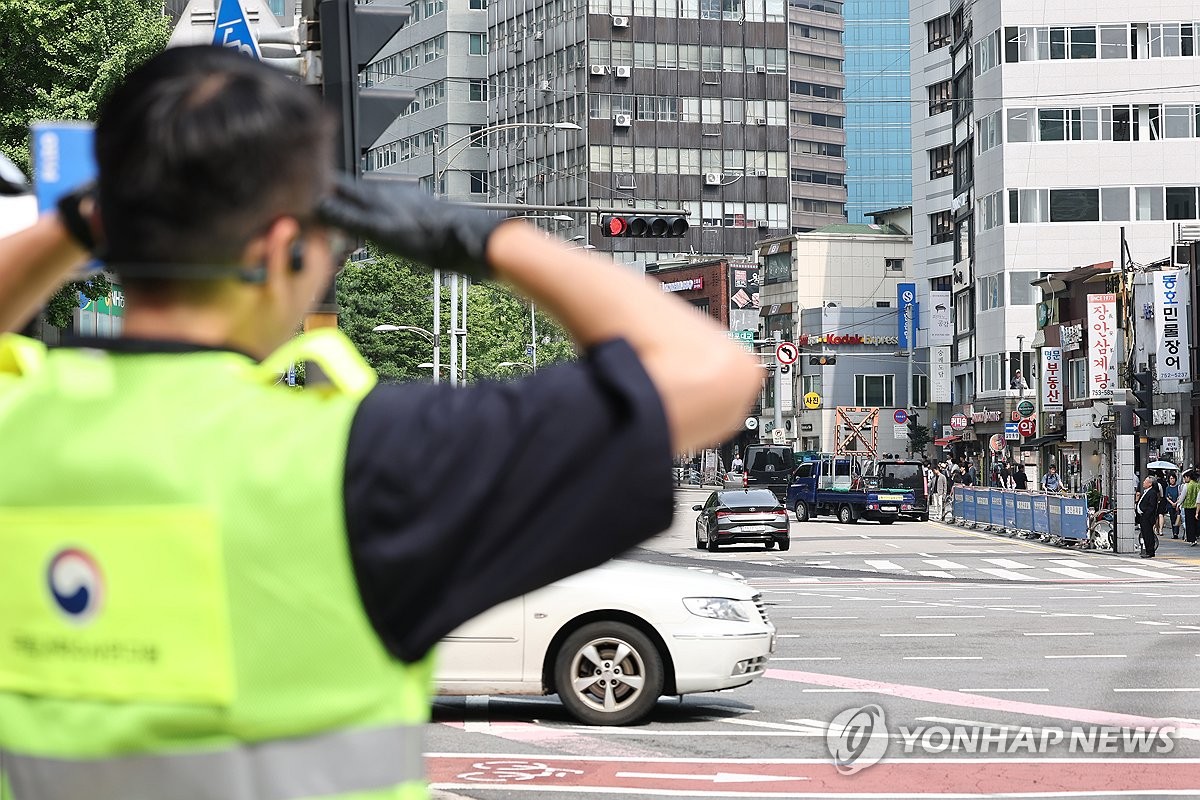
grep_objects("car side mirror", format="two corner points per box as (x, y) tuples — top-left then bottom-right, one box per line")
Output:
(692, 504), (703, 511)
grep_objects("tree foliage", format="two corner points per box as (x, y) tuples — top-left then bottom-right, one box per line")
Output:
(907, 422), (931, 458)
(0, 0), (169, 327)
(337, 248), (575, 384)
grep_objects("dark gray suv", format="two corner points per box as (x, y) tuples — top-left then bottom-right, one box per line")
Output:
(741, 445), (796, 503)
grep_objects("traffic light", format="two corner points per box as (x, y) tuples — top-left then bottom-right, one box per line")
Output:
(809, 354), (837, 366)
(599, 215), (689, 238)
(1131, 370), (1154, 427)
(317, 0), (415, 176)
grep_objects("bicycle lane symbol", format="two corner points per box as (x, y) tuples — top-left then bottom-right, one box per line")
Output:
(457, 760), (586, 783)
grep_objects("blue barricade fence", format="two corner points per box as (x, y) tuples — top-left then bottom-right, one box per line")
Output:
(1031, 495), (1050, 535)
(1047, 495), (1062, 538)
(990, 489), (1005, 528)
(1060, 495), (1089, 541)
(975, 489), (990, 525)
(1004, 492), (1017, 530)
(1015, 494), (1034, 531)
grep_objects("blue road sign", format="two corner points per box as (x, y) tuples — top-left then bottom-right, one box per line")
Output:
(31, 122), (95, 214)
(897, 283), (919, 350)
(213, 0), (261, 59)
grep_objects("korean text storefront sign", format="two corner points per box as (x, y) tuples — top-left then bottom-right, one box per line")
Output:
(1087, 294), (1117, 399)
(929, 290), (952, 346)
(661, 277), (703, 293)
(1041, 347), (1063, 411)
(931, 345), (951, 403)
(1154, 270), (1190, 381)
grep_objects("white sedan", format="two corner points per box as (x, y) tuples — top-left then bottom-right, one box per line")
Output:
(435, 560), (775, 725)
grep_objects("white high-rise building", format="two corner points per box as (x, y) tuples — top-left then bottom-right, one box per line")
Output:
(909, 0), (1198, 449)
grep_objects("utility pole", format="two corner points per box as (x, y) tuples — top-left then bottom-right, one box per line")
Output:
(431, 134), (441, 385)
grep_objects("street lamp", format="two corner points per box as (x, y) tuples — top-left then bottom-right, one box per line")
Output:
(434, 122), (581, 192)
(497, 361), (534, 373)
(375, 324), (441, 385)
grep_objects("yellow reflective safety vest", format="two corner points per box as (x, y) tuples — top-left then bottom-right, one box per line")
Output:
(0, 329), (432, 800)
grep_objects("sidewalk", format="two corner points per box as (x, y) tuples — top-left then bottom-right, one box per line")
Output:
(1153, 528), (1200, 565)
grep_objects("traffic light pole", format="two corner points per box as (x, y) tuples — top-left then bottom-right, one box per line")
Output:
(1114, 402), (1138, 554)
(462, 202), (688, 216)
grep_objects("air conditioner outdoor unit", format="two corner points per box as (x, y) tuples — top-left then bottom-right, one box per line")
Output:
(754, 117), (767, 125)
(614, 65), (631, 78)
(757, 219), (770, 228)
(613, 113), (632, 127)
(755, 65), (767, 73)
(589, 64), (608, 75)
(538, 80), (552, 91)
(612, 14), (629, 26)
(704, 172), (722, 186)
(753, 168), (768, 177)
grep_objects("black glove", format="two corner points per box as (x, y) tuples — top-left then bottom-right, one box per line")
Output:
(317, 174), (507, 280)
(56, 182), (102, 254)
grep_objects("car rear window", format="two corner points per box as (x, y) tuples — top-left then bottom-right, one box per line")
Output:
(747, 448), (794, 472)
(720, 490), (780, 508)
(878, 463), (923, 492)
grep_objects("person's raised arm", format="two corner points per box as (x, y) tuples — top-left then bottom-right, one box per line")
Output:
(0, 214), (90, 333)
(319, 178), (762, 453)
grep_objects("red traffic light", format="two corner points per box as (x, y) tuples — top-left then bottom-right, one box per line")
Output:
(599, 215), (689, 238)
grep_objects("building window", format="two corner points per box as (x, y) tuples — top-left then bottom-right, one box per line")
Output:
(763, 252), (791, 284)
(1008, 271), (1041, 306)
(469, 79), (487, 101)
(1048, 189), (1100, 222)
(929, 211), (952, 245)
(973, 29), (1001, 76)
(469, 0), (486, 7)
(977, 110), (1001, 153)
(855, 375), (894, 408)
(911, 374), (929, 408)
(978, 273), (1003, 311)
(927, 14), (951, 51)
(885, 258), (904, 273)
(468, 125), (484, 147)
(928, 145), (952, 180)
(927, 80), (952, 116)
(469, 170), (488, 193)
(1166, 187), (1199, 220)
(979, 354), (1002, 393)
(802, 374), (822, 397)
(469, 33), (486, 55)
(1068, 358), (1088, 400)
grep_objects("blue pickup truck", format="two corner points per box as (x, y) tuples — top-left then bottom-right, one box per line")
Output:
(786, 453), (916, 525)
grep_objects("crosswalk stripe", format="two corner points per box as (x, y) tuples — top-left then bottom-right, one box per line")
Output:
(917, 570), (956, 578)
(1048, 559), (1099, 569)
(976, 568), (1038, 581)
(982, 558), (1035, 569)
(925, 559), (968, 569)
(1047, 567), (1105, 580)
(865, 559), (905, 570)
(1110, 566), (1180, 579)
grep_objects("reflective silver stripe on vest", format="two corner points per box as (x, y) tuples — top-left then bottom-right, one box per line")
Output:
(3, 723), (425, 800)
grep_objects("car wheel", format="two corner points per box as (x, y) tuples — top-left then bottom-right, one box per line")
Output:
(778, 538), (790, 551)
(553, 621), (664, 726)
(919, 513), (929, 522)
(695, 525), (705, 550)
(706, 533), (719, 552)
(838, 504), (855, 524)
(764, 540), (775, 550)
(794, 501), (809, 522)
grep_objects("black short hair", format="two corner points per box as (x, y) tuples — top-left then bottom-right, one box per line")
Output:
(96, 46), (333, 272)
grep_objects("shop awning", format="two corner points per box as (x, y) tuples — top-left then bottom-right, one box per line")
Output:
(1021, 433), (1066, 448)
(934, 435), (961, 446)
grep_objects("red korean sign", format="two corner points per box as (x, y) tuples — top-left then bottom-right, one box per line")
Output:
(1086, 294), (1116, 399)
(1041, 346), (1063, 411)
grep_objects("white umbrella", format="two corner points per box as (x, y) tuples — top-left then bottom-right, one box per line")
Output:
(1146, 460), (1179, 470)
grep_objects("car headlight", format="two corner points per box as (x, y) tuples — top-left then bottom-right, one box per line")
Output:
(683, 597), (751, 622)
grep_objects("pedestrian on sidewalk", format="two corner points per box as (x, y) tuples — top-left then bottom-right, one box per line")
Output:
(1164, 473), (1181, 539)
(1137, 477), (1160, 558)
(930, 464), (948, 521)
(1180, 470), (1200, 545)
(1041, 464), (1062, 493)
(1011, 464), (1029, 491)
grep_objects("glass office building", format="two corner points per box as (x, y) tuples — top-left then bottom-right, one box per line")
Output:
(842, 0), (911, 222)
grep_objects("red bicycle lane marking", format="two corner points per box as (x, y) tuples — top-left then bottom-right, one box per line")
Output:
(427, 754), (1200, 795)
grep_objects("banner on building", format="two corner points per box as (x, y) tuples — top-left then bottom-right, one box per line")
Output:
(931, 345), (951, 403)
(1087, 293), (1117, 399)
(1041, 347), (1063, 411)
(897, 283), (919, 350)
(929, 290), (952, 346)
(1154, 270), (1190, 381)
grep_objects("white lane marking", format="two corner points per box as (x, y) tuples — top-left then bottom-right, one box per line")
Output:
(915, 614), (986, 619)
(1023, 632), (1094, 636)
(982, 558), (1035, 569)
(857, 534), (872, 539)
(1048, 559), (1099, 569)
(917, 570), (957, 578)
(1164, 613), (1200, 616)
(977, 568), (1038, 581)
(1161, 630), (1200, 635)
(1045, 654), (1127, 659)
(903, 656), (983, 660)
(958, 688), (1050, 693)
(769, 657), (841, 661)
(1136, 621), (1170, 626)
(1113, 688), (1200, 693)
(924, 559), (968, 569)
(987, 604), (1042, 608)
(953, 596), (1012, 601)
(880, 632), (957, 637)
(1098, 603), (1157, 608)
(1110, 566), (1181, 579)
(865, 559), (905, 570)
(1046, 595), (1104, 599)
(884, 542), (903, 549)
(790, 615), (860, 620)
(1047, 567), (1104, 580)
